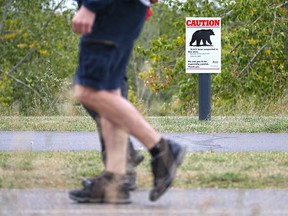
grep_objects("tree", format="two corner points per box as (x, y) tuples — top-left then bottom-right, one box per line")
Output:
(131, 2), (187, 115)
(1, 0), (286, 116)
(0, 0), (78, 115)
(139, 0), (288, 114)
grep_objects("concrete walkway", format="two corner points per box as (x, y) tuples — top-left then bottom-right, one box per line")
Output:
(0, 131), (288, 215)
(1, 189), (288, 216)
(0, 131), (288, 152)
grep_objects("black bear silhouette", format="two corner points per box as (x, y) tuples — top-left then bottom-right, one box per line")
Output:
(189, 29), (215, 46)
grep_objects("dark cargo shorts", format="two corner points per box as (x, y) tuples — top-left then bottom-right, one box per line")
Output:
(74, 0), (147, 90)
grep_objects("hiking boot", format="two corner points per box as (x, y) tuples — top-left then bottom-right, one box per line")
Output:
(82, 171), (137, 191)
(126, 150), (139, 191)
(126, 171), (137, 191)
(149, 138), (186, 202)
(130, 152), (144, 167)
(128, 139), (144, 167)
(91, 140), (143, 191)
(69, 171), (131, 204)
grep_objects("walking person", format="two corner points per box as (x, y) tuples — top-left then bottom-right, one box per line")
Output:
(69, 0), (186, 204)
(77, 2), (152, 191)
(82, 76), (144, 191)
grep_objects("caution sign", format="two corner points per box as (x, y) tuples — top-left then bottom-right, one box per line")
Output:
(185, 17), (221, 73)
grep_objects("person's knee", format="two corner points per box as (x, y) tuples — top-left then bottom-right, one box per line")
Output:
(74, 85), (121, 106)
(74, 85), (92, 105)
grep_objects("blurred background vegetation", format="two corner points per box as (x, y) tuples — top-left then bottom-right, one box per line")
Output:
(0, 0), (287, 116)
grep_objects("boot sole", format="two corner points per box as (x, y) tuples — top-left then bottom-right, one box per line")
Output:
(149, 145), (187, 202)
(69, 193), (131, 204)
(82, 178), (137, 191)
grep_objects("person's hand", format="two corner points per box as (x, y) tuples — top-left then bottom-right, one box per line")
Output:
(72, 6), (96, 35)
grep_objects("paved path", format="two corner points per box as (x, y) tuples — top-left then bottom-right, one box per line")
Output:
(1, 131), (287, 215)
(1, 189), (288, 216)
(0, 131), (288, 152)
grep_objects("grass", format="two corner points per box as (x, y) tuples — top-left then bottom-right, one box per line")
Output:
(0, 116), (287, 133)
(0, 151), (288, 189)
(0, 115), (287, 189)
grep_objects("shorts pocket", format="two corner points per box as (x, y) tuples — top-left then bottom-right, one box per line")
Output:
(80, 43), (113, 81)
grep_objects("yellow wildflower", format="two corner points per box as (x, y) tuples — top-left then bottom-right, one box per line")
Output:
(4, 33), (16, 40)
(39, 49), (48, 55)
(267, 49), (271, 56)
(17, 43), (27, 49)
(151, 53), (157, 62)
(177, 36), (183, 46)
(247, 39), (257, 45)
(23, 33), (28, 39)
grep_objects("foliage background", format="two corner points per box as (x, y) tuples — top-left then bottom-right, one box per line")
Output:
(0, 0), (78, 115)
(0, 0), (287, 116)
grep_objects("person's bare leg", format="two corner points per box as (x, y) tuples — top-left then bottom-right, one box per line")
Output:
(72, 85), (186, 203)
(74, 85), (161, 149)
(101, 116), (128, 174)
(101, 89), (128, 175)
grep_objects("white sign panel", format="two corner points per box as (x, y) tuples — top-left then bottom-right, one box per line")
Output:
(185, 17), (221, 73)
